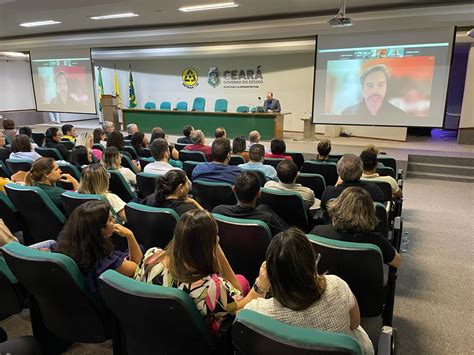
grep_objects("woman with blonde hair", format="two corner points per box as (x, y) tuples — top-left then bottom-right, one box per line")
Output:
(311, 186), (400, 267)
(78, 163), (127, 222)
(135, 209), (267, 334)
(102, 146), (136, 191)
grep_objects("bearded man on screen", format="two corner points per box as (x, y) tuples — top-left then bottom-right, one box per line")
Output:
(342, 64), (405, 117)
(50, 71), (79, 107)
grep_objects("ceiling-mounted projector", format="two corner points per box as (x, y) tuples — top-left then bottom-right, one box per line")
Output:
(328, 0), (353, 27)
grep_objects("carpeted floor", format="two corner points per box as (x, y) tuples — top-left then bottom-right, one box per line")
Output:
(1, 177), (473, 353)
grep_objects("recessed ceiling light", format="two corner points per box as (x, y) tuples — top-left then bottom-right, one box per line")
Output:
(90, 13), (139, 20)
(20, 20), (62, 28)
(178, 2), (239, 12)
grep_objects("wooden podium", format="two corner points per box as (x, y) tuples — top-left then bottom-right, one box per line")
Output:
(101, 95), (119, 129)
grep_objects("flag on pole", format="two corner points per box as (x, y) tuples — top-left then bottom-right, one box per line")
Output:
(97, 66), (104, 112)
(113, 64), (121, 108)
(128, 64), (137, 108)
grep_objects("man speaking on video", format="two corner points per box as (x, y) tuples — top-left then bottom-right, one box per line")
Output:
(263, 92), (282, 113)
(342, 64), (405, 117)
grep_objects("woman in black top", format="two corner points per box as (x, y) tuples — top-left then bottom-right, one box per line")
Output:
(44, 127), (70, 160)
(107, 130), (141, 172)
(142, 170), (202, 216)
(131, 131), (149, 158)
(311, 186), (400, 268)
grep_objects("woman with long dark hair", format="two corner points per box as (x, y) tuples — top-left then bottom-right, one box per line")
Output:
(44, 127), (70, 160)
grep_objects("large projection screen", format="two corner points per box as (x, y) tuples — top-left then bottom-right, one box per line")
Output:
(313, 27), (454, 127)
(30, 49), (96, 114)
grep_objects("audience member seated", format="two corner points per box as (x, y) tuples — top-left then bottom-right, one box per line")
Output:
(47, 201), (142, 294)
(232, 136), (249, 162)
(102, 147), (137, 191)
(76, 131), (95, 160)
(92, 128), (106, 160)
(143, 138), (182, 175)
(44, 127), (70, 160)
(18, 126), (38, 148)
(150, 127), (180, 160)
(2, 119), (17, 140)
(244, 227), (374, 355)
(186, 129), (212, 161)
(238, 144), (277, 181)
(25, 157), (79, 209)
(141, 169), (201, 215)
(102, 121), (115, 138)
(360, 148), (402, 198)
(78, 164), (128, 221)
(0, 131), (11, 162)
(314, 139), (336, 162)
(61, 124), (77, 142)
(131, 131), (149, 158)
(176, 124), (194, 144)
(247, 130), (261, 150)
(320, 154), (384, 211)
(264, 160), (319, 210)
(124, 123), (139, 141)
(215, 127), (226, 138)
(312, 187), (400, 268)
(212, 170), (288, 236)
(364, 144), (385, 169)
(107, 130), (141, 172)
(69, 146), (92, 169)
(135, 210), (266, 333)
(192, 138), (242, 184)
(10, 134), (42, 161)
(264, 138), (292, 160)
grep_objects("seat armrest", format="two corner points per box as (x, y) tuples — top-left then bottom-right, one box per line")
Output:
(377, 326), (396, 355)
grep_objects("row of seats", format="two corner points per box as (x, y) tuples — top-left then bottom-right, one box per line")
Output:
(144, 97), (257, 113)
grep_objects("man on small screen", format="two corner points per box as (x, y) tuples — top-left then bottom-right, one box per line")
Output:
(342, 65), (405, 117)
(263, 92), (281, 113)
(50, 71), (79, 107)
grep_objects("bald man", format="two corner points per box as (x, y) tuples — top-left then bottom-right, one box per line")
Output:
(263, 92), (281, 113)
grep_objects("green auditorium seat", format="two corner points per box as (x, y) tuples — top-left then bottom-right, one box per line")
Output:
(192, 97), (206, 111)
(192, 180), (237, 211)
(263, 157), (284, 169)
(236, 105), (250, 113)
(144, 101), (156, 109)
(136, 172), (157, 198)
(296, 173), (326, 200)
(58, 141), (75, 150)
(287, 152), (305, 170)
(159, 101), (171, 110)
(175, 101), (188, 111)
(123, 146), (138, 160)
(302, 161), (338, 186)
(229, 155), (245, 166)
(121, 154), (140, 174)
(35, 147), (64, 160)
(214, 99), (228, 112)
(60, 191), (107, 217)
(179, 150), (207, 162)
(5, 159), (32, 174)
(0, 192), (22, 234)
(107, 169), (136, 203)
(183, 161), (202, 180)
(0, 161), (11, 178)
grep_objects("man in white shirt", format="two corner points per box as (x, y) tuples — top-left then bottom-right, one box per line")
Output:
(264, 159), (320, 210)
(360, 149), (402, 198)
(143, 138), (182, 175)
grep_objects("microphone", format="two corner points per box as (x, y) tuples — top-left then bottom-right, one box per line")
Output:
(258, 97), (261, 100)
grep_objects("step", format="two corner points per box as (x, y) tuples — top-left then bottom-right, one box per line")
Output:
(406, 171), (474, 183)
(408, 154), (474, 167)
(407, 162), (474, 177)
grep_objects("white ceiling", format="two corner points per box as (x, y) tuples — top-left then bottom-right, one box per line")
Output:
(0, 0), (472, 39)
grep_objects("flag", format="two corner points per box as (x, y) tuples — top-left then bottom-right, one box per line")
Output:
(113, 64), (121, 108)
(97, 66), (104, 111)
(128, 64), (137, 108)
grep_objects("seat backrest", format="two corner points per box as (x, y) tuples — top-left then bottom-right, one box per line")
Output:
(35, 147), (63, 160)
(138, 157), (154, 171)
(229, 154), (245, 166)
(213, 214), (271, 282)
(0, 255), (24, 321)
(107, 170), (136, 203)
(125, 203), (179, 249)
(376, 166), (396, 179)
(377, 156), (397, 172)
(144, 101), (157, 110)
(0, 193), (21, 234)
(301, 161), (338, 186)
(328, 154), (343, 162)
(214, 99), (228, 112)
(307, 234), (384, 317)
(6, 159), (32, 174)
(371, 181), (392, 202)
(31, 133), (45, 147)
(174, 142), (189, 152)
(159, 101), (171, 110)
(5, 184), (66, 244)
(121, 154), (139, 174)
(259, 188), (308, 230)
(60, 191), (105, 217)
(287, 152), (305, 170)
(263, 158), (284, 169)
(296, 173), (326, 200)
(2, 242), (108, 343)
(92, 143), (104, 152)
(0, 161), (11, 178)
(236, 105), (250, 113)
(374, 202), (388, 238)
(98, 270), (214, 354)
(192, 97), (206, 111)
(176, 101), (188, 111)
(136, 172), (157, 199)
(179, 150), (207, 162)
(232, 309), (362, 355)
(58, 141), (75, 150)
(192, 180), (237, 211)
(183, 161), (202, 180)
(57, 162), (81, 180)
(123, 146), (138, 160)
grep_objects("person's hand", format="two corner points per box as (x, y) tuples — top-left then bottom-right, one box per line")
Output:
(256, 261), (270, 291)
(113, 224), (134, 239)
(59, 174), (76, 183)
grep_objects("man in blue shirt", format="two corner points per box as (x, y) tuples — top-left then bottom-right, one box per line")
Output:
(192, 137), (242, 184)
(239, 144), (278, 181)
